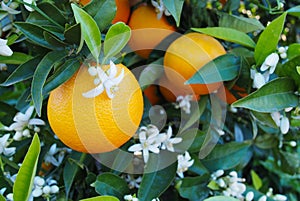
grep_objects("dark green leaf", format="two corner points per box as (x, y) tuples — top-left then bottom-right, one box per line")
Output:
(192, 27), (256, 48)
(250, 111), (278, 128)
(287, 5), (300, 17)
(201, 142), (251, 171)
(84, 0), (116, 31)
(139, 58), (164, 90)
(254, 12), (287, 65)
(277, 56), (300, 91)
(138, 153), (177, 201)
(14, 22), (62, 50)
(279, 151), (300, 174)
(0, 56), (42, 86)
(232, 78), (298, 112)
(43, 58), (80, 95)
(186, 54), (240, 84)
(251, 170), (262, 190)
(31, 50), (67, 116)
(43, 31), (66, 48)
(163, 0), (184, 27)
(72, 4), (101, 62)
(219, 12), (265, 33)
(94, 173), (130, 200)
(13, 134), (40, 201)
(64, 23), (81, 45)
(179, 175), (210, 201)
(254, 133), (278, 149)
(204, 196), (240, 201)
(38, 2), (67, 26)
(80, 196), (120, 201)
(0, 52), (33, 65)
(189, 154), (209, 176)
(103, 22), (131, 61)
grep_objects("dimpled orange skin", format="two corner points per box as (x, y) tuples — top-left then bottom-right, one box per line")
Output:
(164, 32), (226, 95)
(128, 4), (176, 59)
(47, 64), (143, 153)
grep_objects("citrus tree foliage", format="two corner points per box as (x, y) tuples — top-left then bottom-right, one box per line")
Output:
(0, 0), (299, 201)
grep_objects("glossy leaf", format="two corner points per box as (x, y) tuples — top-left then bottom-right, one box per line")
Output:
(219, 12), (265, 33)
(103, 22), (131, 62)
(72, 4), (101, 62)
(204, 196), (240, 201)
(38, 2), (67, 26)
(94, 173), (130, 200)
(43, 31), (66, 48)
(251, 170), (262, 190)
(80, 196), (120, 201)
(13, 134), (40, 201)
(139, 58), (164, 90)
(179, 175), (210, 201)
(84, 0), (116, 31)
(14, 22), (62, 50)
(186, 54), (240, 84)
(163, 0), (184, 27)
(250, 111), (278, 128)
(287, 43), (300, 60)
(192, 27), (256, 48)
(287, 5), (300, 17)
(31, 50), (67, 116)
(43, 58), (80, 95)
(1, 56), (42, 86)
(232, 78), (298, 112)
(64, 23), (81, 45)
(0, 52), (33, 64)
(138, 154), (177, 201)
(254, 12), (287, 65)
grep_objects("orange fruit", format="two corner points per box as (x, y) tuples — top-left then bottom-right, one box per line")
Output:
(128, 4), (176, 59)
(164, 32), (226, 95)
(159, 74), (199, 102)
(79, 0), (130, 24)
(143, 85), (161, 105)
(38, 162), (53, 176)
(47, 63), (143, 153)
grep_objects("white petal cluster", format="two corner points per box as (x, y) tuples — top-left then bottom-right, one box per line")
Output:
(176, 151), (194, 178)
(83, 61), (124, 99)
(0, 38), (13, 56)
(151, 0), (171, 19)
(5, 106), (45, 141)
(124, 194), (160, 201)
(0, 134), (16, 157)
(271, 110), (290, 134)
(278, 46), (288, 59)
(32, 176), (59, 198)
(124, 175), (142, 189)
(44, 144), (72, 167)
(175, 95), (193, 114)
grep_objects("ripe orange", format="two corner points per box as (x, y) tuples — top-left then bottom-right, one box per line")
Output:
(47, 63), (143, 153)
(128, 4), (176, 59)
(79, 0), (130, 24)
(164, 32), (226, 95)
(143, 85), (161, 105)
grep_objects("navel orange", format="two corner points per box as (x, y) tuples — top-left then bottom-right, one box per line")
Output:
(47, 63), (143, 153)
(128, 4), (176, 59)
(164, 32), (226, 95)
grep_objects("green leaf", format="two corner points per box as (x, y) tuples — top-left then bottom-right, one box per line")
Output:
(297, 66), (300, 75)
(163, 0), (184, 27)
(63, 152), (85, 198)
(232, 78), (298, 112)
(287, 43), (300, 60)
(250, 111), (278, 128)
(277, 56), (300, 91)
(251, 170), (262, 190)
(219, 12), (265, 33)
(71, 4), (101, 62)
(204, 196), (240, 201)
(38, 2), (67, 27)
(0, 195), (5, 201)
(139, 58), (164, 90)
(14, 22), (62, 50)
(80, 196), (120, 201)
(179, 175), (210, 201)
(43, 58), (80, 95)
(84, 0), (116, 31)
(31, 50), (67, 116)
(94, 173), (130, 200)
(103, 22), (131, 61)
(13, 134), (40, 201)
(43, 31), (66, 48)
(0, 56), (42, 87)
(287, 5), (300, 17)
(138, 153), (177, 201)
(191, 27), (256, 48)
(279, 151), (300, 174)
(254, 133), (278, 149)
(0, 52), (33, 65)
(201, 142), (251, 171)
(64, 23), (81, 45)
(186, 54), (240, 84)
(254, 12), (287, 65)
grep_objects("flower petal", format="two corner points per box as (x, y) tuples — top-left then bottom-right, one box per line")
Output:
(128, 144), (143, 152)
(0, 134), (10, 145)
(109, 60), (117, 78)
(4, 147), (16, 156)
(82, 84), (104, 98)
(112, 68), (124, 85)
(29, 118), (45, 126)
(25, 106), (35, 119)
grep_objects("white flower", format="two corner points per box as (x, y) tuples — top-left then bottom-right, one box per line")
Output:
(44, 144), (67, 166)
(32, 176), (59, 198)
(50, 185), (59, 194)
(125, 175), (142, 189)
(124, 194), (139, 201)
(160, 126), (182, 152)
(6, 193), (13, 201)
(0, 38), (13, 56)
(271, 112), (281, 127)
(245, 191), (254, 201)
(0, 134), (16, 156)
(128, 125), (163, 163)
(280, 116), (289, 134)
(253, 72), (266, 89)
(151, 0), (171, 19)
(23, 0), (36, 12)
(175, 95), (193, 114)
(273, 194), (287, 201)
(1, 2), (21, 14)
(260, 53), (279, 74)
(5, 106), (45, 141)
(83, 61), (124, 99)
(258, 195), (267, 201)
(211, 169), (224, 180)
(289, 141), (297, 147)
(176, 151), (194, 178)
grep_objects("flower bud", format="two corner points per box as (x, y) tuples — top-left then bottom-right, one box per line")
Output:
(43, 185), (51, 194)
(280, 116), (290, 134)
(50, 185), (59, 194)
(245, 191), (254, 201)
